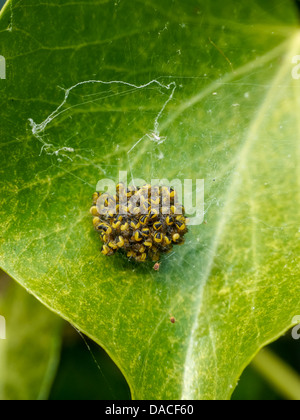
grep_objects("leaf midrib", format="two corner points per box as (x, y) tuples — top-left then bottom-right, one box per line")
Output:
(181, 30), (300, 400)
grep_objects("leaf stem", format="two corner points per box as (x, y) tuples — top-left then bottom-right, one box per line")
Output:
(252, 348), (300, 401)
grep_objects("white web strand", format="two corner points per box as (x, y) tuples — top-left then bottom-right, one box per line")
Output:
(28, 79), (176, 167)
(72, 326), (118, 399)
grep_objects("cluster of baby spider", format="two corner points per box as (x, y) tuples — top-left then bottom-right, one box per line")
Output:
(90, 183), (188, 263)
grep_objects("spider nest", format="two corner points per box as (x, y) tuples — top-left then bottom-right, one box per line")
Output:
(90, 184), (188, 263)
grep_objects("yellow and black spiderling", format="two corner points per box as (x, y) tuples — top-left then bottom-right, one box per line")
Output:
(153, 221), (163, 231)
(141, 227), (150, 237)
(90, 185), (188, 263)
(154, 232), (163, 244)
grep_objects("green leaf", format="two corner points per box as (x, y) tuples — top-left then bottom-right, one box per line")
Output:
(0, 274), (62, 400)
(0, 0), (300, 399)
